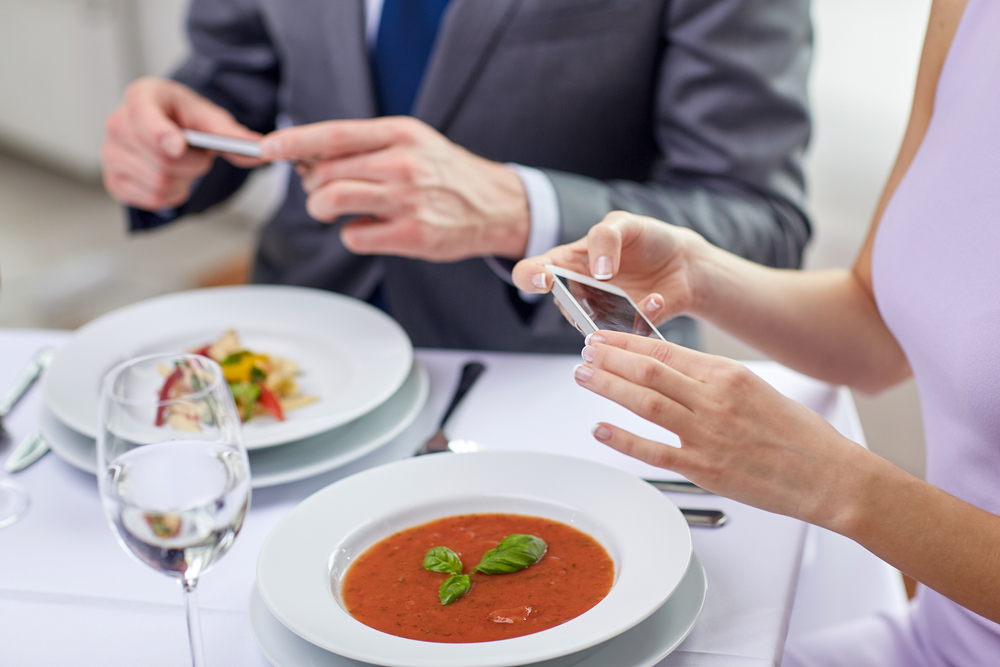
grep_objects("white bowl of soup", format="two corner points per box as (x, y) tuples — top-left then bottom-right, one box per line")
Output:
(256, 451), (692, 667)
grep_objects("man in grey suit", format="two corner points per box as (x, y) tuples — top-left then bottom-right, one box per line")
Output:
(102, 0), (812, 353)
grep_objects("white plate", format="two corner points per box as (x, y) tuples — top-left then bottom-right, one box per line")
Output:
(43, 285), (413, 448)
(256, 451), (692, 667)
(249, 552), (707, 667)
(39, 362), (428, 488)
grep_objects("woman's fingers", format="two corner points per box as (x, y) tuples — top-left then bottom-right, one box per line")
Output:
(511, 241), (589, 294)
(591, 422), (691, 473)
(580, 340), (701, 411)
(573, 358), (694, 434)
(584, 330), (714, 382)
(638, 294), (666, 324)
(584, 215), (626, 280)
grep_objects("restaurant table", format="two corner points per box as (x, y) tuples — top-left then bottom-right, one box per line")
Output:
(0, 327), (875, 667)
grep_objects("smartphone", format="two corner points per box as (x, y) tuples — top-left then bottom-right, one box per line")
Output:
(546, 265), (665, 341)
(183, 130), (261, 158)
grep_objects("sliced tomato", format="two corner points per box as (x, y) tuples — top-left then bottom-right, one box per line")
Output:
(155, 367), (184, 426)
(258, 383), (285, 421)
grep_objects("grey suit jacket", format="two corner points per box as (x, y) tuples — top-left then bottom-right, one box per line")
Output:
(137, 0), (812, 353)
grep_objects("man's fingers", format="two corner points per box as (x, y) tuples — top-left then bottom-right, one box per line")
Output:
(103, 172), (189, 210)
(584, 330), (714, 382)
(260, 117), (419, 162)
(590, 423), (690, 474)
(339, 217), (424, 257)
(299, 148), (423, 192)
(105, 138), (213, 196)
(127, 83), (187, 159)
(305, 181), (396, 222)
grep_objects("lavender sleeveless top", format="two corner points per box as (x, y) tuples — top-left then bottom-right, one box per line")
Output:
(870, 0), (1000, 663)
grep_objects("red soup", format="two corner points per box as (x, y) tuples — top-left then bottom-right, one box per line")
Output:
(340, 513), (614, 643)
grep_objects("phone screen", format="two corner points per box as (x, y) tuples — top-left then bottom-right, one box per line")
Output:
(561, 277), (658, 338)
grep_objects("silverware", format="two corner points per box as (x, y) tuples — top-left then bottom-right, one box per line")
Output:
(644, 479), (711, 495)
(415, 361), (486, 456)
(680, 508), (727, 528)
(0, 347), (55, 438)
(4, 431), (50, 473)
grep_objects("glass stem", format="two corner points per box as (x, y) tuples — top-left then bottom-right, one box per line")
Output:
(182, 577), (206, 667)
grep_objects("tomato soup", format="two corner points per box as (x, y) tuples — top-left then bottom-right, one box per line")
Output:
(340, 513), (614, 643)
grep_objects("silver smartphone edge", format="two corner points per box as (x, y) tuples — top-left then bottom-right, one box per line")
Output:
(547, 268), (665, 342)
(182, 130), (261, 157)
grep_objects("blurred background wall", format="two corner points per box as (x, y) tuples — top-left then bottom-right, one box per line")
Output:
(0, 0), (932, 478)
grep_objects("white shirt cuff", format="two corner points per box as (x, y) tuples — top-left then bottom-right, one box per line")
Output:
(484, 164), (561, 302)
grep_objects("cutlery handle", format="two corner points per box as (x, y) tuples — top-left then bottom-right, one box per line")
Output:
(438, 362), (486, 429)
(4, 430), (50, 473)
(645, 479), (711, 495)
(680, 508), (727, 528)
(0, 347), (55, 417)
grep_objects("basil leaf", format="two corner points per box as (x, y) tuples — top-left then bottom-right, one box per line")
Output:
(475, 534), (547, 574)
(250, 366), (266, 383)
(221, 351), (248, 366)
(439, 574), (471, 605)
(228, 381), (261, 421)
(423, 547), (463, 574)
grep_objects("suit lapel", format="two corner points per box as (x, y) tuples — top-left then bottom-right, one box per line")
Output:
(318, 0), (377, 119)
(413, 0), (523, 131)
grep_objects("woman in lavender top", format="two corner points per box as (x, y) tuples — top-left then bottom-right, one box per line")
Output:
(514, 0), (999, 663)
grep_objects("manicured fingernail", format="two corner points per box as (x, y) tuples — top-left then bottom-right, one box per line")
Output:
(584, 333), (607, 346)
(161, 134), (184, 157)
(574, 364), (594, 382)
(593, 256), (613, 280)
(531, 272), (548, 290)
(581, 345), (597, 362)
(646, 296), (662, 313)
(592, 424), (612, 441)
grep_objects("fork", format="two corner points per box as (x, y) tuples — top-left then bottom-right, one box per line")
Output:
(0, 347), (55, 439)
(415, 361), (486, 456)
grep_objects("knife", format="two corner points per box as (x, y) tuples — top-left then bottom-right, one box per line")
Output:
(680, 508), (727, 528)
(4, 431), (49, 473)
(645, 479), (711, 495)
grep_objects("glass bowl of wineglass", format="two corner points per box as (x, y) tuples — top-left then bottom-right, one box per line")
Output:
(97, 352), (251, 667)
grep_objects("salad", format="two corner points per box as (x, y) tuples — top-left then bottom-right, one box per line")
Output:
(157, 330), (318, 430)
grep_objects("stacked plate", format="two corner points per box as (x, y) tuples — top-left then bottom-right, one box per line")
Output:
(39, 285), (428, 487)
(251, 451), (707, 667)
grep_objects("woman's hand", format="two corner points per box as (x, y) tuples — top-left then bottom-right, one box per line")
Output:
(575, 330), (874, 530)
(511, 211), (710, 326)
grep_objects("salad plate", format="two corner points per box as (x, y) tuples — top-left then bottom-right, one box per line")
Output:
(44, 285), (413, 448)
(249, 552), (707, 667)
(40, 361), (428, 488)
(256, 451), (692, 667)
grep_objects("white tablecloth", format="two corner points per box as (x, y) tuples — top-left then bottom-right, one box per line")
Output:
(0, 328), (870, 666)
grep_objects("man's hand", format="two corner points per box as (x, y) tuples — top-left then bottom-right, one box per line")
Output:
(258, 117), (530, 262)
(101, 77), (264, 211)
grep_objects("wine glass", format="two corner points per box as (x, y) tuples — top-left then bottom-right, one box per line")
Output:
(97, 353), (251, 667)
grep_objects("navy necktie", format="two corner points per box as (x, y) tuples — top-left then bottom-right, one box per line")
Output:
(372, 0), (451, 116)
